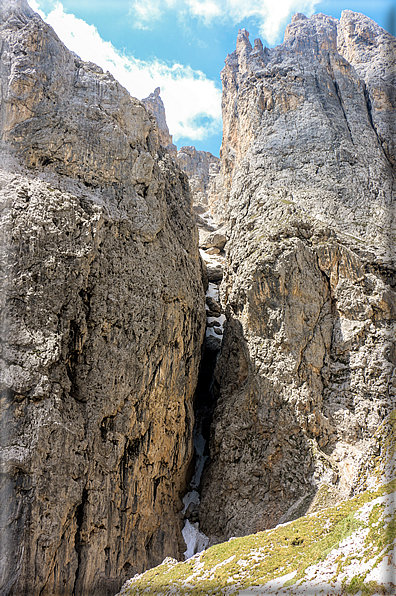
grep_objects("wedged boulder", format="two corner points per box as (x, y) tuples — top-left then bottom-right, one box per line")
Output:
(205, 336), (222, 352)
(206, 296), (221, 315)
(200, 229), (227, 250)
(206, 264), (223, 282)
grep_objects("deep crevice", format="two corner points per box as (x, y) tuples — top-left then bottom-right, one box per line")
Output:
(363, 83), (394, 169)
(334, 81), (354, 145)
(73, 487), (88, 596)
(194, 339), (220, 449)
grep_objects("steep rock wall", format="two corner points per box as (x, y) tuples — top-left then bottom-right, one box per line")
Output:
(199, 11), (396, 544)
(176, 146), (220, 212)
(140, 90), (220, 215)
(0, 1), (206, 594)
(141, 87), (177, 157)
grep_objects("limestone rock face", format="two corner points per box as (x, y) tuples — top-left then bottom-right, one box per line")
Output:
(199, 12), (396, 544)
(141, 93), (221, 220)
(176, 146), (220, 210)
(142, 87), (177, 156)
(0, 1), (205, 594)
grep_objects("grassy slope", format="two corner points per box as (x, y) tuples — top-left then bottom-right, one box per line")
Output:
(117, 412), (396, 596)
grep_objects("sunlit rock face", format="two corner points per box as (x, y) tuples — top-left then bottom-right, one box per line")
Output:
(0, 1), (206, 594)
(141, 87), (177, 157)
(141, 91), (221, 218)
(176, 146), (220, 212)
(199, 11), (396, 545)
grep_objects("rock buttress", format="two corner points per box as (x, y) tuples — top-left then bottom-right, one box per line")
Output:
(0, 1), (206, 594)
(199, 12), (396, 544)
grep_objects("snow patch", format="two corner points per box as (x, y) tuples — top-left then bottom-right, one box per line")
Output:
(181, 428), (209, 559)
(182, 520), (209, 560)
(207, 282), (220, 300)
(201, 210), (216, 227)
(182, 490), (200, 514)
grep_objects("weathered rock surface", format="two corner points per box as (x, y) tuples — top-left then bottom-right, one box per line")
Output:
(142, 87), (177, 156)
(116, 409), (396, 595)
(176, 146), (220, 210)
(200, 229), (227, 251)
(0, 1), (205, 595)
(199, 12), (396, 544)
(140, 92), (222, 242)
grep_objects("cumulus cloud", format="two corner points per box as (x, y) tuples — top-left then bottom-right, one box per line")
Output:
(28, 0), (45, 17)
(27, 1), (222, 142)
(130, 0), (162, 29)
(129, 0), (319, 43)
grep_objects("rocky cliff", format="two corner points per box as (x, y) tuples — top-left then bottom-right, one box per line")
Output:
(1, 2), (396, 593)
(176, 146), (220, 212)
(141, 87), (177, 156)
(141, 90), (220, 214)
(0, 1), (206, 595)
(199, 11), (396, 544)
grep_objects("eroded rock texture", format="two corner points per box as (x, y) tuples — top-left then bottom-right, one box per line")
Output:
(199, 12), (396, 544)
(176, 146), (220, 212)
(0, 1), (205, 594)
(141, 87), (177, 157)
(141, 90), (220, 216)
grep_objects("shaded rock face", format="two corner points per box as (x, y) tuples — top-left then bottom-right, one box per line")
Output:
(199, 12), (396, 544)
(0, 1), (206, 595)
(176, 146), (220, 211)
(141, 87), (177, 156)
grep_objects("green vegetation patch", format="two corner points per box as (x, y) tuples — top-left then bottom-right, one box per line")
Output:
(120, 478), (396, 596)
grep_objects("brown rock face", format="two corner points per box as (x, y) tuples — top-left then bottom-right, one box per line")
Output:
(0, 1), (205, 594)
(142, 87), (177, 156)
(199, 12), (396, 544)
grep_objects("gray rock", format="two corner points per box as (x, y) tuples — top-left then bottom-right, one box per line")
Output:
(206, 297), (221, 315)
(205, 336), (222, 352)
(142, 87), (177, 157)
(207, 264), (223, 282)
(184, 502), (199, 523)
(199, 11), (396, 544)
(176, 146), (220, 209)
(0, 1), (205, 594)
(200, 230), (227, 251)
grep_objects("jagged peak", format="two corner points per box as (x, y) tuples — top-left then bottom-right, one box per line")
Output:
(141, 87), (177, 155)
(283, 11), (339, 52)
(292, 12), (307, 22)
(0, 0), (35, 18)
(340, 7), (396, 40)
(237, 29), (252, 54)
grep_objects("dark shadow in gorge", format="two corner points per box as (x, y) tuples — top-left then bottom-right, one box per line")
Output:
(193, 336), (222, 449)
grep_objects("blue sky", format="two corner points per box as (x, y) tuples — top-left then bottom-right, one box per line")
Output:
(28, 0), (395, 156)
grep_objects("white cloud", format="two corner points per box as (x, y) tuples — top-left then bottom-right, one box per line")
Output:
(27, 0), (45, 18)
(27, 0), (321, 143)
(224, 0), (319, 44)
(187, 0), (222, 24)
(130, 0), (162, 29)
(27, 1), (222, 142)
(129, 0), (320, 44)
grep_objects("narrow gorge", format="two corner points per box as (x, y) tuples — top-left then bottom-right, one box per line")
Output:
(0, 1), (395, 595)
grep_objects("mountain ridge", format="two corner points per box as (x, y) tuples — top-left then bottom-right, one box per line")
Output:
(0, 2), (395, 595)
